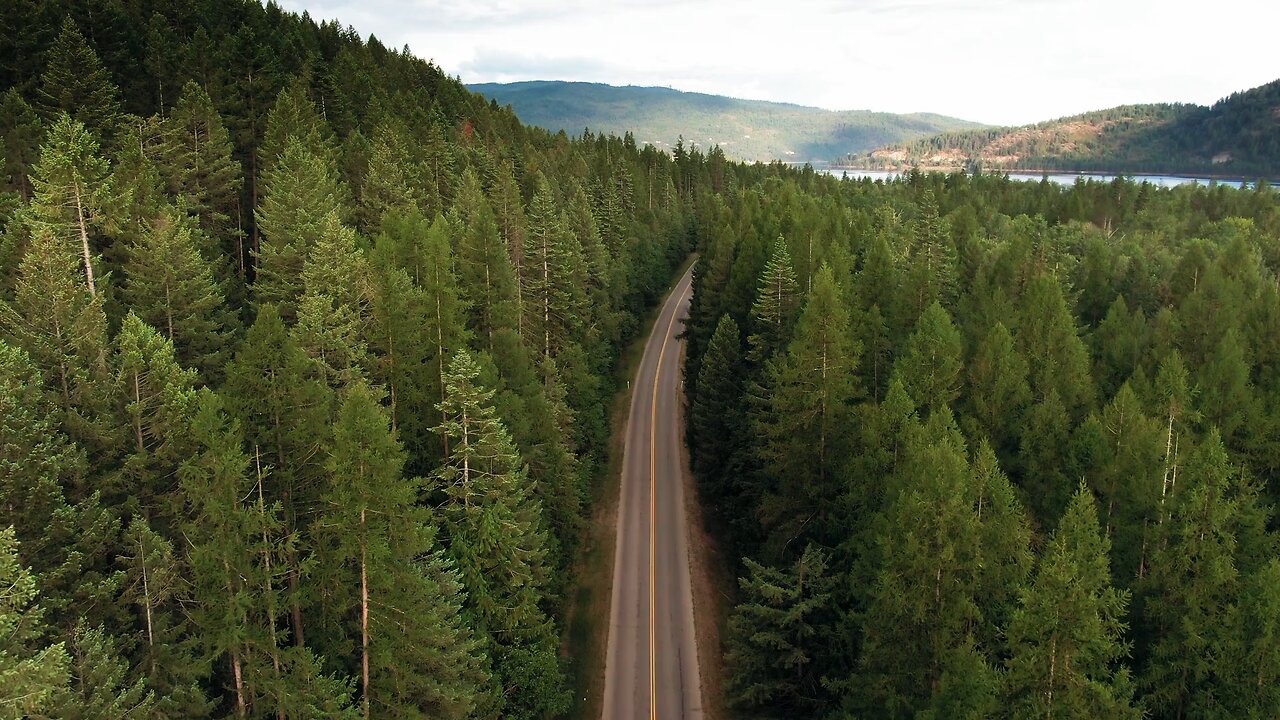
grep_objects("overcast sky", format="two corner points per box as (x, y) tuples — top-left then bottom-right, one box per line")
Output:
(278, 0), (1278, 126)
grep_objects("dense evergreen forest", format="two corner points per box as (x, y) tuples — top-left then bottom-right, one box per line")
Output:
(848, 79), (1280, 177)
(685, 167), (1280, 718)
(0, 1), (711, 716)
(5, 2), (1280, 719)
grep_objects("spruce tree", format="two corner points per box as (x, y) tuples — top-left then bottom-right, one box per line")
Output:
(747, 235), (800, 363)
(689, 314), (743, 496)
(0, 88), (42, 198)
(890, 300), (963, 416)
(25, 114), (119, 298)
(222, 305), (333, 647)
(453, 167), (520, 348)
(1139, 431), (1245, 719)
(315, 381), (484, 719)
(293, 211), (370, 388)
(966, 321), (1031, 456)
(856, 410), (985, 719)
(1017, 272), (1095, 419)
(35, 18), (123, 143)
(757, 265), (859, 552)
(122, 210), (235, 382)
(0, 226), (118, 462)
(254, 139), (346, 320)
(57, 623), (155, 719)
(1003, 484), (1139, 720)
(0, 527), (70, 717)
(522, 173), (588, 365)
(163, 81), (244, 272)
(431, 350), (569, 719)
(724, 545), (835, 717)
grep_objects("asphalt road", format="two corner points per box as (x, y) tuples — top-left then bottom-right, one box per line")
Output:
(602, 267), (703, 720)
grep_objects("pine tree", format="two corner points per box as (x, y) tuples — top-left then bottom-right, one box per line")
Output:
(315, 381), (484, 719)
(431, 350), (569, 718)
(747, 235), (800, 363)
(254, 138), (346, 320)
(163, 81), (244, 274)
(1221, 559), (1280, 717)
(522, 173), (588, 365)
(1003, 484), (1139, 720)
(0, 226), (118, 462)
(57, 623), (154, 719)
(122, 210), (235, 382)
(891, 300), (963, 416)
(967, 321), (1031, 456)
(293, 211), (370, 387)
(258, 74), (335, 174)
(725, 545), (835, 716)
(757, 266), (860, 552)
(35, 18), (123, 143)
(25, 114), (119, 298)
(0, 527), (70, 717)
(1139, 431), (1244, 719)
(453, 167), (520, 348)
(488, 161), (527, 331)
(689, 314), (743, 496)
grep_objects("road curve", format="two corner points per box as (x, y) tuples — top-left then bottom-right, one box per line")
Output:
(603, 266), (702, 720)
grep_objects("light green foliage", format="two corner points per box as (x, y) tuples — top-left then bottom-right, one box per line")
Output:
(747, 235), (800, 362)
(0, 527), (70, 719)
(1003, 485), (1139, 720)
(891, 300), (963, 415)
(432, 351), (568, 719)
(122, 210), (235, 381)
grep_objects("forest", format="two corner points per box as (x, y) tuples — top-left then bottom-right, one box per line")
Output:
(3, 1), (1280, 719)
(0, 1), (702, 716)
(685, 167), (1280, 718)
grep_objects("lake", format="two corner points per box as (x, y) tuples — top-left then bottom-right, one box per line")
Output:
(820, 167), (1260, 189)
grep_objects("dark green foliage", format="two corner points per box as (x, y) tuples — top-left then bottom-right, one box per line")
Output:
(725, 545), (835, 716)
(36, 18), (123, 143)
(5, 4), (1280, 718)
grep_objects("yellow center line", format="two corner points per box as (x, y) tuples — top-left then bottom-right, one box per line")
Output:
(651, 278), (691, 720)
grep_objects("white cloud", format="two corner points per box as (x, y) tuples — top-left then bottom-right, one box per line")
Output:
(279, 0), (1280, 126)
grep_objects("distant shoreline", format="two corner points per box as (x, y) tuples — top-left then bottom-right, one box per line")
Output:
(822, 164), (1278, 183)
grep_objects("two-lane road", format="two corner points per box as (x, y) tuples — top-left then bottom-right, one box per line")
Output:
(603, 267), (702, 720)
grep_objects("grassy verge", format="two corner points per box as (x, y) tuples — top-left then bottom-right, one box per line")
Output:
(561, 255), (697, 720)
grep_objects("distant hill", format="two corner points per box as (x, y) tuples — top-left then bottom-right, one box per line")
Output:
(848, 79), (1280, 178)
(469, 81), (984, 163)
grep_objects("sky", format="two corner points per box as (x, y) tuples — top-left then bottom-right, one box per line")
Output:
(277, 0), (1279, 126)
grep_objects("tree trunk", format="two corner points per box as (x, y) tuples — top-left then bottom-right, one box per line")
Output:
(360, 508), (371, 720)
(73, 183), (97, 296)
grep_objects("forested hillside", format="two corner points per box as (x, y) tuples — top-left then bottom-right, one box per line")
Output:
(0, 2), (709, 716)
(470, 80), (984, 163)
(850, 79), (1280, 177)
(684, 167), (1280, 718)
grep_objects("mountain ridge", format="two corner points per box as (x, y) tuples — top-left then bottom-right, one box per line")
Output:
(469, 80), (985, 162)
(846, 79), (1280, 178)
